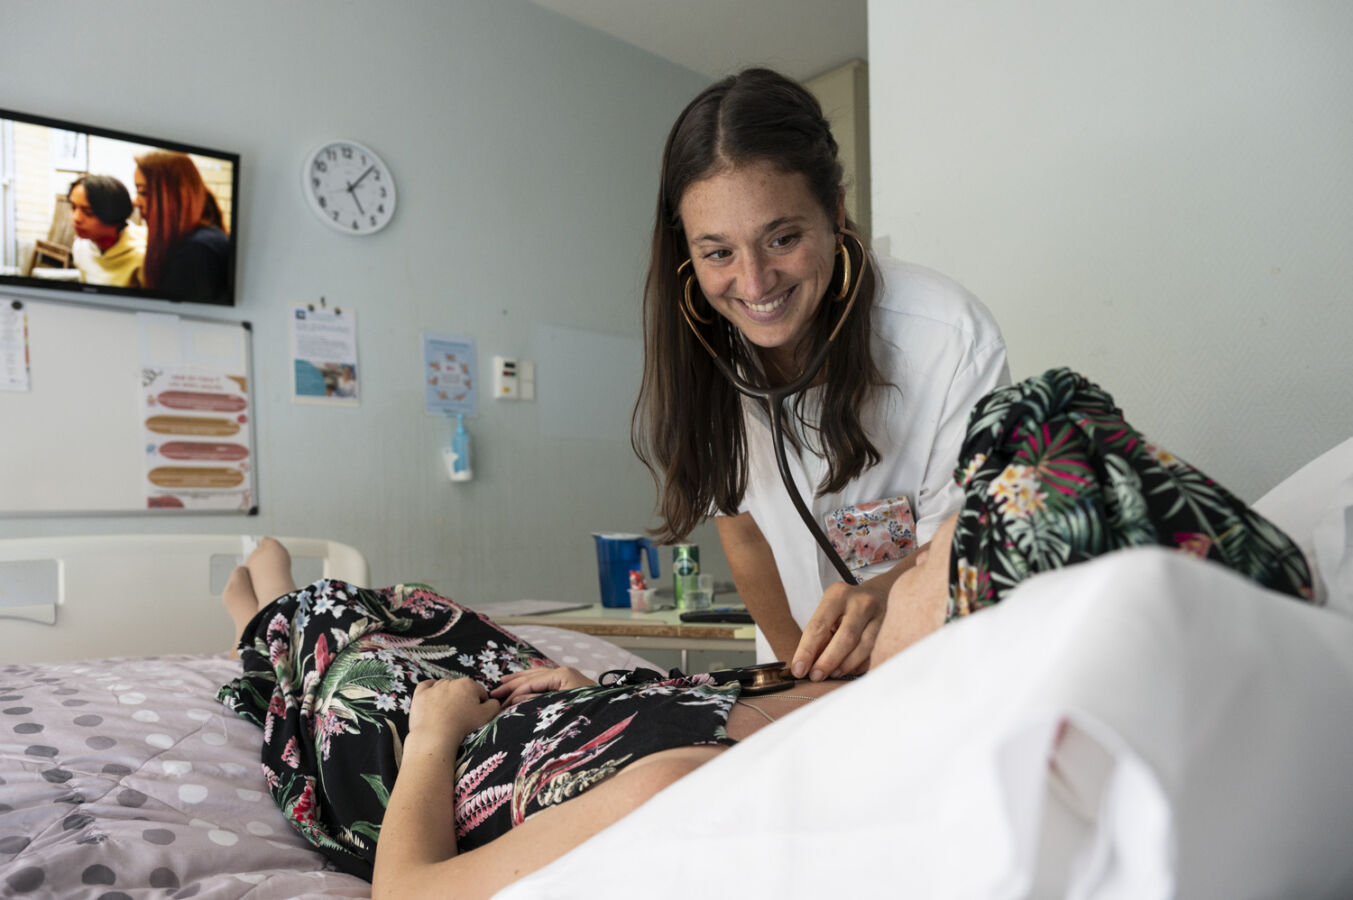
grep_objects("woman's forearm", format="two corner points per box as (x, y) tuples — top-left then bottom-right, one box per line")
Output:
(372, 730), (463, 898)
(716, 513), (801, 660)
(736, 574), (800, 661)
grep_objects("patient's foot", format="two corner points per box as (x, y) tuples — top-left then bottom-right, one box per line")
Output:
(246, 537), (298, 607)
(223, 565), (260, 657)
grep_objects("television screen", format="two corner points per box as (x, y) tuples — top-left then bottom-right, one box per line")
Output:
(0, 108), (238, 306)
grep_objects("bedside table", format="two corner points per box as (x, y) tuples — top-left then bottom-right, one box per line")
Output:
(491, 604), (757, 673)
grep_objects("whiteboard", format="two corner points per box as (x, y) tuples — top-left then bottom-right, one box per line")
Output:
(0, 297), (255, 515)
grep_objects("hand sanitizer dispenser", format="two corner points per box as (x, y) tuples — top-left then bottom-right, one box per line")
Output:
(443, 414), (473, 482)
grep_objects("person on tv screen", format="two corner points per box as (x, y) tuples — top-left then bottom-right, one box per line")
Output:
(68, 174), (146, 287)
(132, 150), (230, 303)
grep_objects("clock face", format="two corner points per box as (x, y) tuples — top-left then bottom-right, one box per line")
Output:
(302, 140), (397, 235)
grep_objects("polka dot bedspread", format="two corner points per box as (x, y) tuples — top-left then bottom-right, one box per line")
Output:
(0, 625), (655, 898)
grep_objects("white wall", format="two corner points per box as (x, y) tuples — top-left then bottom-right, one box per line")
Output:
(0, 2), (719, 611)
(869, 1), (1353, 500)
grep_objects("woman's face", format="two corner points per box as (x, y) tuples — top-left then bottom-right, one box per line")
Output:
(132, 168), (150, 221)
(869, 512), (958, 670)
(679, 160), (842, 371)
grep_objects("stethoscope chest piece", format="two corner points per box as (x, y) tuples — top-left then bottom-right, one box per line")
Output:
(730, 661), (796, 695)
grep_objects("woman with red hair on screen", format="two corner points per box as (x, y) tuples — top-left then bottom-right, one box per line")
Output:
(132, 150), (231, 302)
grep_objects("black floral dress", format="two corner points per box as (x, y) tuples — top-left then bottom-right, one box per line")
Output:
(217, 582), (739, 880)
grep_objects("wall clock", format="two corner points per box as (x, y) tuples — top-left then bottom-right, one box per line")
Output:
(302, 140), (397, 235)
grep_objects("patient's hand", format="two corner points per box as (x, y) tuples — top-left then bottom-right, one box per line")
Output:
(491, 666), (595, 707)
(408, 678), (500, 748)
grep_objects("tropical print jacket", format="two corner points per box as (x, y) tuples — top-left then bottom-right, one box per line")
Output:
(947, 368), (1314, 619)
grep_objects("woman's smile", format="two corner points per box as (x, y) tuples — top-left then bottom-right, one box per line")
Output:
(741, 284), (793, 317)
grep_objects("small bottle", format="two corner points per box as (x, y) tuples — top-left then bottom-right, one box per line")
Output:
(672, 543), (699, 608)
(446, 414), (472, 481)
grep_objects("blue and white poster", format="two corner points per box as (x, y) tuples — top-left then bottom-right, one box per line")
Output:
(291, 305), (359, 406)
(423, 332), (477, 417)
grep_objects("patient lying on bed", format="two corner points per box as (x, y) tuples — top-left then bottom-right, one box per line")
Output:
(216, 369), (1314, 900)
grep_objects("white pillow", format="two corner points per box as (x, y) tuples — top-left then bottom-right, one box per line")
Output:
(1254, 434), (1353, 612)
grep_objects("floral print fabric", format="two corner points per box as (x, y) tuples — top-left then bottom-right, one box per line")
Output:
(217, 580), (738, 881)
(824, 495), (918, 571)
(453, 674), (737, 853)
(947, 368), (1314, 620)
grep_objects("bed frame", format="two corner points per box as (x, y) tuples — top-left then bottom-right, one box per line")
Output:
(0, 534), (368, 664)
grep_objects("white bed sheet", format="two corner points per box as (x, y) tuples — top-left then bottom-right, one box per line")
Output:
(498, 548), (1353, 900)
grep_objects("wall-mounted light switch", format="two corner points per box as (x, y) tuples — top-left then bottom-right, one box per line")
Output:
(493, 356), (519, 399)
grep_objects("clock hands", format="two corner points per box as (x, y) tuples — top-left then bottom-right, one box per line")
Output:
(347, 165), (376, 191)
(344, 165), (376, 216)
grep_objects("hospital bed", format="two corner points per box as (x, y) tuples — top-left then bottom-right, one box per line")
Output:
(0, 537), (653, 897)
(3, 435), (1352, 898)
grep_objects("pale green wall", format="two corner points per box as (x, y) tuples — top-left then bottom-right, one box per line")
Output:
(869, 1), (1353, 500)
(0, 1), (719, 613)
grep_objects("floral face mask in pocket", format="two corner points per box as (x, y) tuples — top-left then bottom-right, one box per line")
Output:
(823, 495), (918, 572)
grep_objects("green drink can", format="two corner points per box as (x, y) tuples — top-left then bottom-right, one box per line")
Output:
(672, 543), (700, 609)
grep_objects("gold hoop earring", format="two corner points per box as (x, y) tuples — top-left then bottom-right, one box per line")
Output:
(833, 240), (853, 302)
(825, 229), (869, 344)
(677, 259), (712, 324)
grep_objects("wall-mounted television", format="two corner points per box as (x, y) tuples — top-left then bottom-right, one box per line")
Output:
(0, 108), (239, 307)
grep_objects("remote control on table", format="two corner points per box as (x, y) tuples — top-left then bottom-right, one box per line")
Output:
(678, 608), (754, 624)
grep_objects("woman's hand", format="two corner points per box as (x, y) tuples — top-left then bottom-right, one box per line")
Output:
(792, 541), (936, 680)
(408, 678), (500, 748)
(490, 666), (595, 707)
(790, 575), (892, 681)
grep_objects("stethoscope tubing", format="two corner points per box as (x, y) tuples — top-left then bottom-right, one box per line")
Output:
(766, 385), (861, 585)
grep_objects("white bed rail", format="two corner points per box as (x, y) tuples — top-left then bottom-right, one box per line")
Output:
(0, 534), (369, 664)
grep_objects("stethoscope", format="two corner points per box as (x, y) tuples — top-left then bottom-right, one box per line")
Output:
(678, 229), (868, 586)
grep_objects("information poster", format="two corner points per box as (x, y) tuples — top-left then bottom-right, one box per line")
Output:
(291, 306), (359, 405)
(0, 299), (30, 393)
(423, 332), (477, 417)
(138, 312), (253, 512)
(142, 368), (253, 510)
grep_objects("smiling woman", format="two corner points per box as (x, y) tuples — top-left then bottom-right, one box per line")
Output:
(632, 67), (1010, 681)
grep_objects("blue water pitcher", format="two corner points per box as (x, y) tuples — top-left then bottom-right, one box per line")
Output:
(592, 533), (660, 608)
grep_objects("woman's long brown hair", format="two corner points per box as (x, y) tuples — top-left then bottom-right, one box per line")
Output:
(632, 68), (886, 543)
(134, 151), (226, 289)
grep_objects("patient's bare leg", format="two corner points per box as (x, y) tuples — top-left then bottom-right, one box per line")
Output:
(245, 537), (297, 606)
(223, 565), (260, 657)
